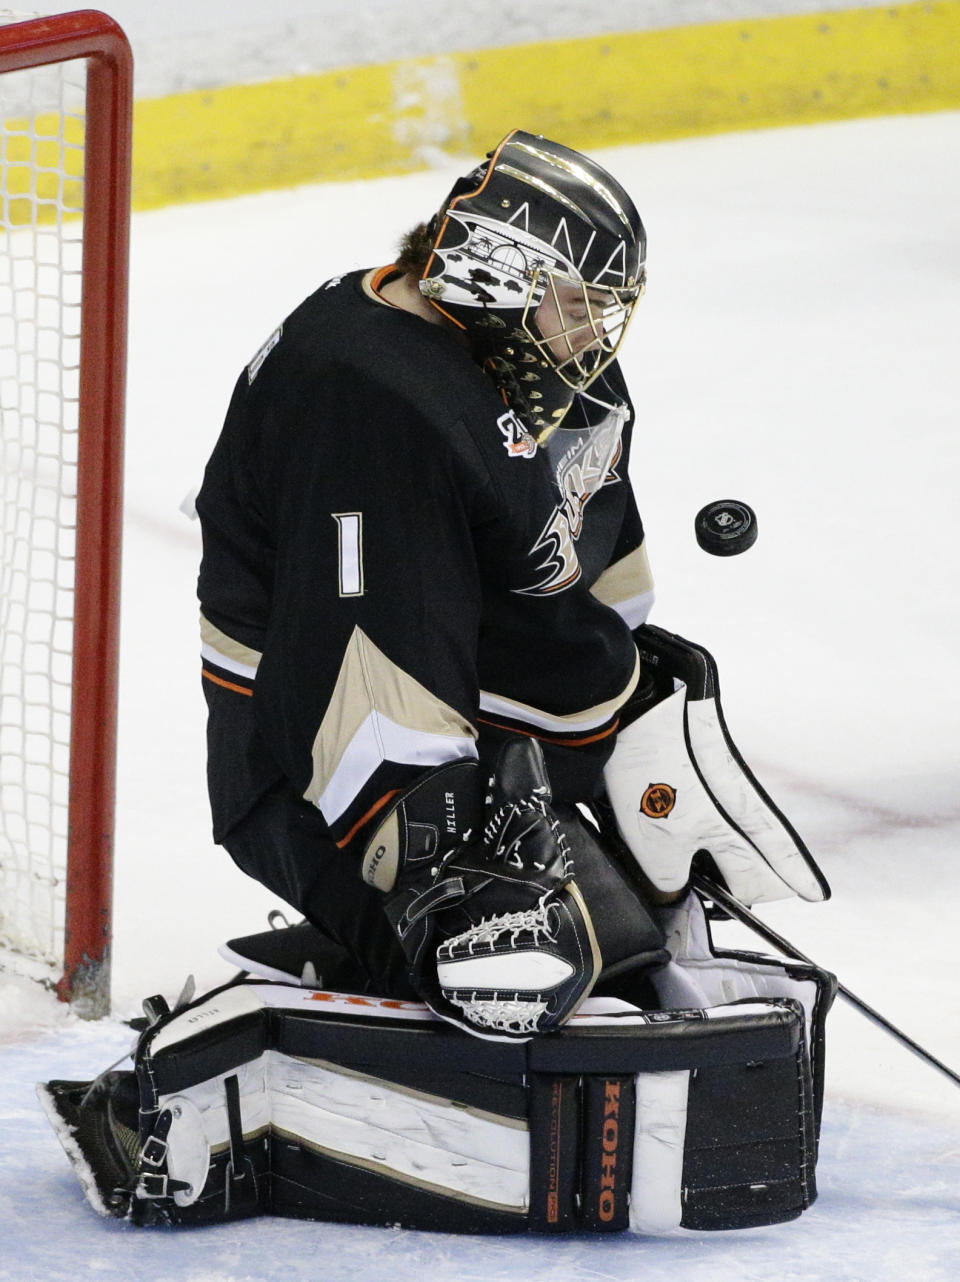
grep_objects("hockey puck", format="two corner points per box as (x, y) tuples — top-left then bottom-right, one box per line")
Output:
(695, 499), (757, 556)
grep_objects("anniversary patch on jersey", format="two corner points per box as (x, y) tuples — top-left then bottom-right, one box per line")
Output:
(520, 402), (628, 595)
(498, 408), (538, 459)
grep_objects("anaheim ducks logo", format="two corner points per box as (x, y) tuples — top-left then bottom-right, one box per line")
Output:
(518, 404), (628, 596)
(641, 783), (677, 818)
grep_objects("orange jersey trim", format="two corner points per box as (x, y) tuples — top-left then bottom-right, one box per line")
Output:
(369, 263), (400, 298)
(538, 568), (583, 595)
(476, 716), (620, 748)
(202, 668), (254, 696)
(335, 788), (403, 850)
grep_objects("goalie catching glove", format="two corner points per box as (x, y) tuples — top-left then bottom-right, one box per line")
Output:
(361, 738), (602, 1040)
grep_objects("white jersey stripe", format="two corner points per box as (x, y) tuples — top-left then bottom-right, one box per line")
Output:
(201, 641), (259, 680)
(314, 710), (477, 825)
(610, 587), (655, 630)
(199, 612), (263, 678)
(479, 649), (639, 734)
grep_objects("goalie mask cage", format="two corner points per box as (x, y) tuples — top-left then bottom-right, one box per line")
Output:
(0, 10), (131, 1017)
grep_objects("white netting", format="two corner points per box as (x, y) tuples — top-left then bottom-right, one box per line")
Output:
(0, 20), (85, 972)
(446, 993), (548, 1037)
(438, 898), (560, 956)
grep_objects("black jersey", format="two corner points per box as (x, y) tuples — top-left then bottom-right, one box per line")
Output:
(197, 269), (654, 852)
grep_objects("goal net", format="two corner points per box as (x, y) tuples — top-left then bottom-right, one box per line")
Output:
(0, 10), (131, 1016)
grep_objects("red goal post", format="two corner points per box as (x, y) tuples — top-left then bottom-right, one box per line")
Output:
(0, 10), (132, 1017)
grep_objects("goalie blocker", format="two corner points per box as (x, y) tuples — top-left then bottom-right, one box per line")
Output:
(39, 893), (836, 1236)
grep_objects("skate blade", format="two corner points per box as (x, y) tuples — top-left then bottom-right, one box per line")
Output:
(36, 1081), (131, 1219)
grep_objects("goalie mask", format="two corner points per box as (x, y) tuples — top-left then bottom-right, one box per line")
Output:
(420, 129), (646, 439)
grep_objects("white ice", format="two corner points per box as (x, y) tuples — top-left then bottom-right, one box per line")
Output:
(2, 109), (959, 1280)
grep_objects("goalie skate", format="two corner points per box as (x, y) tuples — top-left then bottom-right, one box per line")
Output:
(220, 916), (368, 990)
(36, 1073), (141, 1219)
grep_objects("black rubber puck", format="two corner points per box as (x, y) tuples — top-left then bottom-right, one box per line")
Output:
(695, 499), (758, 556)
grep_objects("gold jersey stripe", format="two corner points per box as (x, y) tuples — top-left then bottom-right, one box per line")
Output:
(200, 611), (263, 675)
(590, 543), (654, 612)
(479, 648), (639, 736)
(305, 626), (477, 817)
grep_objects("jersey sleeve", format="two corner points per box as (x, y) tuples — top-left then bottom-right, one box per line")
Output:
(461, 403), (644, 802)
(588, 483), (655, 629)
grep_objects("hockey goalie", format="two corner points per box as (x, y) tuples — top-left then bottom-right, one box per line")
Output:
(40, 129), (836, 1236)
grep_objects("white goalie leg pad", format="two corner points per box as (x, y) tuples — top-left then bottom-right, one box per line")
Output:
(88, 977), (830, 1234)
(685, 698), (825, 902)
(603, 685), (794, 901)
(268, 1055), (530, 1210)
(629, 1071), (690, 1235)
(153, 993), (530, 1215)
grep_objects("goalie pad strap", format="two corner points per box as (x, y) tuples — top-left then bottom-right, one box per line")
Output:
(223, 1073), (259, 1212)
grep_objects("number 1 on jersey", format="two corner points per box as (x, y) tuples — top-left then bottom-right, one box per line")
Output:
(333, 512), (364, 596)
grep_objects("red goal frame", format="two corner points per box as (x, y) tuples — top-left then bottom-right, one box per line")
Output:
(0, 10), (132, 1016)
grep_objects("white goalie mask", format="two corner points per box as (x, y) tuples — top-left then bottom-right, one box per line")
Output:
(420, 129), (646, 439)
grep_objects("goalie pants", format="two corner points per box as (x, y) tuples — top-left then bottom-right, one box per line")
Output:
(221, 778), (415, 997)
(220, 777), (666, 1003)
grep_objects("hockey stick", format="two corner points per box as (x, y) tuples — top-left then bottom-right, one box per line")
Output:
(694, 874), (960, 1091)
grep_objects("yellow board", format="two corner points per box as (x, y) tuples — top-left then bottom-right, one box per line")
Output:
(132, 1), (960, 210)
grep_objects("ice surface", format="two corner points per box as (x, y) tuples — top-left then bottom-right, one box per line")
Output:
(1, 110), (959, 1279)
